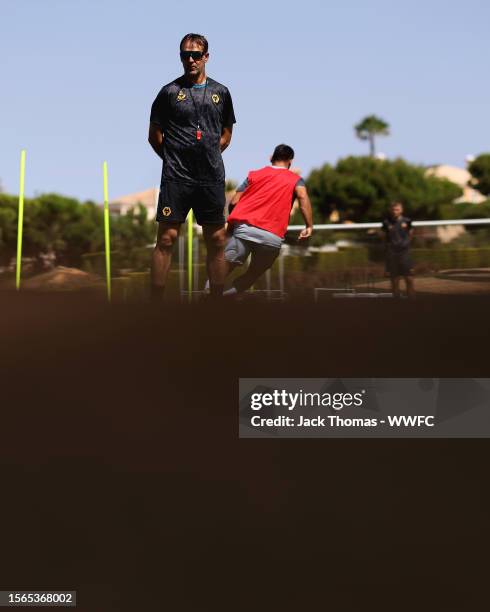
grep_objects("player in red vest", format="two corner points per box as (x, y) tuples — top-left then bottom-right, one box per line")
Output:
(223, 144), (313, 295)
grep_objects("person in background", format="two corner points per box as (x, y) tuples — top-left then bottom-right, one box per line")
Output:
(381, 201), (415, 298)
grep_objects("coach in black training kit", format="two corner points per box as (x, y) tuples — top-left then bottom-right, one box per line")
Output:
(148, 33), (236, 300)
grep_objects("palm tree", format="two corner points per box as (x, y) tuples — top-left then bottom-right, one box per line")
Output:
(355, 115), (390, 157)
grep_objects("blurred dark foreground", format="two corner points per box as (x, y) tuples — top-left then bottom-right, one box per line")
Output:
(1, 293), (489, 611)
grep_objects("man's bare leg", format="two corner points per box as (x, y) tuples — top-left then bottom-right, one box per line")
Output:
(232, 250), (279, 294)
(150, 222), (180, 301)
(390, 276), (401, 298)
(223, 260), (239, 279)
(204, 260), (239, 293)
(405, 275), (416, 298)
(202, 224), (227, 297)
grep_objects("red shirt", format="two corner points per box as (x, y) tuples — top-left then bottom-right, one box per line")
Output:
(227, 166), (301, 238)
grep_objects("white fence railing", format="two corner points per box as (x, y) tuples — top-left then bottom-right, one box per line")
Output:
(287, 218), (490, 231)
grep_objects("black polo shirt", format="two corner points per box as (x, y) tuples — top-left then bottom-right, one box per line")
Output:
(150, 76), (236, 185)
(382, 215), (412, 252)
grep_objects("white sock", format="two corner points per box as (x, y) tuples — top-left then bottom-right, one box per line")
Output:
(223, 287), (238, 296)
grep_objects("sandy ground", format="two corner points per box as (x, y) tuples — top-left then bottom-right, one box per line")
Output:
(362, 275), (490, 295)
(0, 266), (105, 291)
(4, 265), (490, 299)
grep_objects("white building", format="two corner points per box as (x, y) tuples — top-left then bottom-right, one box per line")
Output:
(108, 187), (159, 219)
(425, 165), (486, 204)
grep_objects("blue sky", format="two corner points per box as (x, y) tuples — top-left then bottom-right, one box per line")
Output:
(1, 0), (489, 201)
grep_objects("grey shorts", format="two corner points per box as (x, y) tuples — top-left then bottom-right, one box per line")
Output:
(224, 235), (280, 267)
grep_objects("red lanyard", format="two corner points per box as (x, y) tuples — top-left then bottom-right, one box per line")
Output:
(188, 80), (208, 141)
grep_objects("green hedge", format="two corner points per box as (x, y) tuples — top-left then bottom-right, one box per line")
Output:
(82, 246), (152, 276)
(281, 248), (370, 274)
(411, 247), (490, 270)
(112, 269), (183, 302)
(87, 245), (490, 302)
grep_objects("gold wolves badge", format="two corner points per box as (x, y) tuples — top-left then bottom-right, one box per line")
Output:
(177, 90), (186, 102)
(163, 206), (171, 216)
(212, 94), (220, 104)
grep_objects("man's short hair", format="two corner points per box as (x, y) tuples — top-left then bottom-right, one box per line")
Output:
(180, 33), (208, 53)
(390, 201), (403, 208)
(271, 144), (295, 163)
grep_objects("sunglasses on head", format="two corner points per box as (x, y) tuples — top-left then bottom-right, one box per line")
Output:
(180, 50), (205, 61)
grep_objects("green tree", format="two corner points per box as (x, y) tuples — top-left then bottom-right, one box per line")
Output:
(0, 193), (155, 269)
(225, 179), (238, 192)
(468, 154), (490, 196)
(111, 204), (155, 253)
(355, 115), (390, 157)
(0, 194), (18, 264)
(306, 156), (462, 223)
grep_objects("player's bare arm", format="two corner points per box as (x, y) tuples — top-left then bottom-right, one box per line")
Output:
(226, 190), (242, 232)
(295, 185), (313, 240)
(148, 122), (164, 160)
(230, 188), (243, 207)
(220, 126), (233, 152)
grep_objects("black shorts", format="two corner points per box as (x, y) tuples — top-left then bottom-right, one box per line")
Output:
(156, 181), (225, 225)
(386, 249), (414, 277)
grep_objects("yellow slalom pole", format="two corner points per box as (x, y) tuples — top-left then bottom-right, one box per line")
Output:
(15, 150), (26, 290)
(103, 161), (111, 302)
(187, 209), (193, 302)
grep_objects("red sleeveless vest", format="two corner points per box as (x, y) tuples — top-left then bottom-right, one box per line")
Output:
(227, 166), (300, 238)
